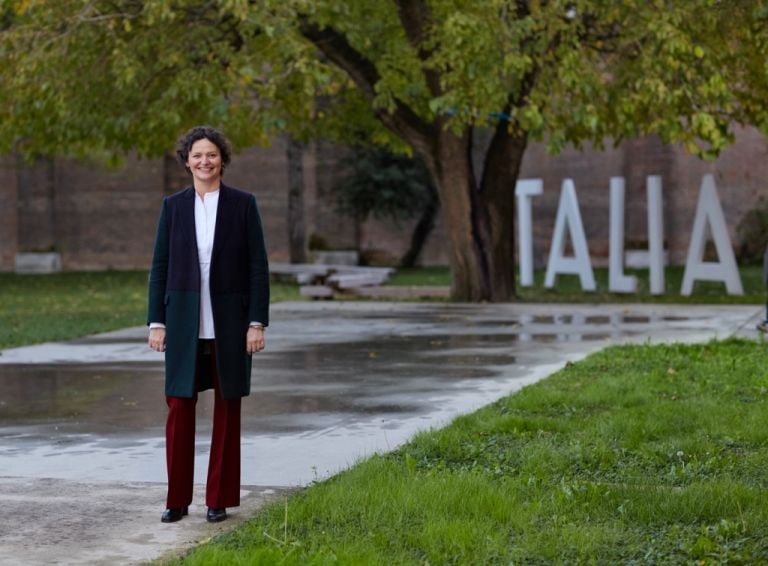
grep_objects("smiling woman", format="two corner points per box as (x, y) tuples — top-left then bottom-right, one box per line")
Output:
(186, 138), (223, 182)
(146, 125), (271, 525)
(178, 126), (231, 181)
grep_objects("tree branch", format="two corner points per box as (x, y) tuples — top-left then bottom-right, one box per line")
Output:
(480, 62), (535, 199)
(481, 104), (526, 197)
(298, 17), (435, 150)
(393, 0), (441, 96)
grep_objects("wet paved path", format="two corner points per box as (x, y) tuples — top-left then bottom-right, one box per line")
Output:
(0, 302), (762, 564)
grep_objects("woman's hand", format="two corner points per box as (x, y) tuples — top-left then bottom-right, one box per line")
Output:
(148, 328), (166, 352)
(246, 326), (265, 354)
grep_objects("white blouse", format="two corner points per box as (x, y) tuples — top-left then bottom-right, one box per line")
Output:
(195, 190), (219, 339)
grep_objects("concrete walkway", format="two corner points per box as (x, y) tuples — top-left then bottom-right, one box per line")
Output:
(0, 302), (763, 564)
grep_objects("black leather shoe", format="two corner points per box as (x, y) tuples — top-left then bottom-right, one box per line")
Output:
(161, 506), (189, 523)
(206, 507), (227, 523)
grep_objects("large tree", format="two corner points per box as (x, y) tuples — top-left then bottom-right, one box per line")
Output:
(1, 1), (766, 300)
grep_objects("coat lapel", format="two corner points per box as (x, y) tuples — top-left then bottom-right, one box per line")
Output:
(179, 187), (200, 269)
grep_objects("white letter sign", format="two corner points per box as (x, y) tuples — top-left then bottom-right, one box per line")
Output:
(681, 175), (743, 295)
(544, 179), (596, 291)
(608, 177), (637, 293)
(647, 175), (666, 295)
(516, 179), (543, 287)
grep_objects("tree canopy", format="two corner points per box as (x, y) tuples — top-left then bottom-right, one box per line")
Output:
(3, 1), (765, 157)
(2, 0), (767, 299)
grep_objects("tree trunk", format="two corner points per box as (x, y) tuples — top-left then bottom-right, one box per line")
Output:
(297, 19), (530, 301)
(399, 181), (438, 268)
(481, 121), (529, 300)
(286, 136), (308, 264)
(418, 127), (527, 302)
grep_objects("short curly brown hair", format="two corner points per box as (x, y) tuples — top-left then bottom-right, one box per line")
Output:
(175, 126), (233, 175)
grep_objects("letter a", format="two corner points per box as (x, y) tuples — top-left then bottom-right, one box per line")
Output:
(681, 174), (744, 295)
(544, 179), (596, 291)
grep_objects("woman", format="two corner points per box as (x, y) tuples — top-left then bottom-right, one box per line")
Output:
(147, 126), (269, 523)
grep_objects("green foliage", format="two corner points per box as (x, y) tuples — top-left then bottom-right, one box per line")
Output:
(172, 339), (768, 564)
(331, 146), (435, 223)
(0, 0), (371, 156)
(1, 1), (767, 159)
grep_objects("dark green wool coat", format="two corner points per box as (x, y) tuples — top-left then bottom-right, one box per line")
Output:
(147, 185), (270, 400)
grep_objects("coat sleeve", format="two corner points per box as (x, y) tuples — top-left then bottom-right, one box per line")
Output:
(247, 193), (270, 326)
(147, 198), (170, 325)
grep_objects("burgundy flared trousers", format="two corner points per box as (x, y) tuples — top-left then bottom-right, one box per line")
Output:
(165, 340), (241, 509)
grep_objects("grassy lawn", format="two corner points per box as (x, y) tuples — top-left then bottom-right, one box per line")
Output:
(0, 271), (300, 349)
(173, 338), (768, 564)
(388, 265), (766, 304)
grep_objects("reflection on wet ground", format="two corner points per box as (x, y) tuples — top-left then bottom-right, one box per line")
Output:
(0, 329), (630, 432)
(0, 301), (759, 487)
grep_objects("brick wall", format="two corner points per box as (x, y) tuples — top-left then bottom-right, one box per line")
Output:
(1, 129), (766, 272)
(219, 139), (293, 263)
(308, 140), (357, 253)
(0, 156), (18, 270)
(53, 154), (164, 270)
(16, 155), (56, 253)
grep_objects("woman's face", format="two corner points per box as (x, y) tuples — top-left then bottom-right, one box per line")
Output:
(186, 138), (222, 184)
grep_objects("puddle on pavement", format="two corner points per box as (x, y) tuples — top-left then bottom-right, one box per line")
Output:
(0, 332), (515, 435)
(0, 307), (710, 486)
(0, 312), (655, 437)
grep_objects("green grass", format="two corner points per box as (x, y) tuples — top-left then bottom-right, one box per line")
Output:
(172, 338), (768, 564)
(0, 271), (300, 349)
(388, 265), (766, 304)
(385, 266), (454, 287)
